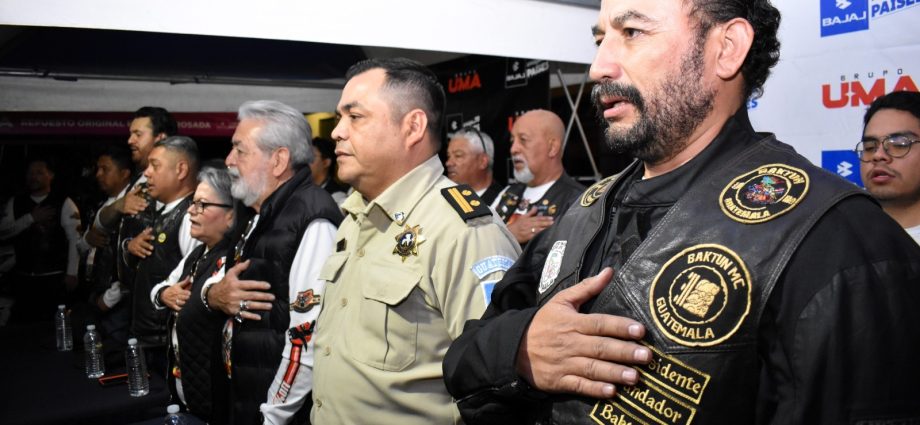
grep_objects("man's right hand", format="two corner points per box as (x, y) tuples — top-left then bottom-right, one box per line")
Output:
(508, 207), (554, 244)
(515, 267), (650, 399)
(119, 186), (149, 216)
(30, 205), (55, 225)
(127, 228), (155, 258)
(207, 260), (275, 321)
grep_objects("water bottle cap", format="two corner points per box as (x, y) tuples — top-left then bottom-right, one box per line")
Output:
(128, 338), (138, 346)
(58, 304), (65, 309)
(167, 404), (180, 414)
(86, 324), (95, 330)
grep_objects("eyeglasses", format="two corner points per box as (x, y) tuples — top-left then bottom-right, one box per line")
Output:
(855, 135), (920, 162)
(460, 126), (488, 155)
(191, 200), (233, 214)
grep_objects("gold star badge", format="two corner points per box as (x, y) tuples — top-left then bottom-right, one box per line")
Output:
(393, 225), (425, 262)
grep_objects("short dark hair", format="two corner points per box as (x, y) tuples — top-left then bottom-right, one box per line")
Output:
(689, 0), (781, 100)
(26, 157), (54, 174)
(154, 135), (200, 175)
(863, 91), (920, 128)
(100, 145), (133, 173)
(345, 58), (447, 148)
(134, 106), (178, 137)
(312, 137), (336, 161)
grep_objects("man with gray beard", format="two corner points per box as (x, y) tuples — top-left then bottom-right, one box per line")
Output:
(491, 109), (584, 246)
(203, 100), (341, 425)
(444, 0), (920, 423)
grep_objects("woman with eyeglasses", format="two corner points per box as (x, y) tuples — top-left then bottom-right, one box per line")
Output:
(149, 161), (252, 424)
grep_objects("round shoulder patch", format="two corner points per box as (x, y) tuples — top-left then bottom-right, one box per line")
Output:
(648, 244), (751, 347)
(719, 163), (809, 224)
(580, 174), (618, 207)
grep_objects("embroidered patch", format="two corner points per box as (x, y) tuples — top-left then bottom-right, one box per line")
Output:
(580, 174), (618, 207)
(290, 289), (322, 313)
(538, 241), (567, 294)
(590, 342), (712, 424)
(648, 244), (752, 347)
(471, 255), (516, 279)
(719, 163), (809, 224)
(591, 379), (696, 425)
(480, 280), (497, 306)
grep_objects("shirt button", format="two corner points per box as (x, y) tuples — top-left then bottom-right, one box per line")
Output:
(340, 298), (348, 307)
(324, 346), (331, 356)
(316, 399), (322, 408)
(357, 248), (365, 257)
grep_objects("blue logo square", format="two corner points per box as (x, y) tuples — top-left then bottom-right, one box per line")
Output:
(822, 150), (863, 187)
(820, 0), (870, 37)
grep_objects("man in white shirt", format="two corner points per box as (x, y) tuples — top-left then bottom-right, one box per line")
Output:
(0, 158), (81, 323)
(491, 109), (585, 246)
(859, 91), (920, 245)
(77, 147), (133, 344)
(205, 100), (342, 425)
(93, 107), (177, 295)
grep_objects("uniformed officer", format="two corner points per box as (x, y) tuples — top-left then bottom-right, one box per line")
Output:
(311, 58), (521, 425)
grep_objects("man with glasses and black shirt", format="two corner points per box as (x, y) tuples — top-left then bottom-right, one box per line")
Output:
(858, 91), (920, 244)
(446, 127), (503, 205)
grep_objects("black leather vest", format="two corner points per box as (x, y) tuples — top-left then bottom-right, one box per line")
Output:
(226, 167), (343, 425)
(173, 241), (231, 424)
(132, 195), (193, 346)
(495, 173), (584, 223)
(117, 178), (160, 290)
(533, 137), (865, 425)
(12, 192), (67, 274)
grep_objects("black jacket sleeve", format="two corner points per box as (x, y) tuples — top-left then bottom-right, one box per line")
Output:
(443, 230), (554, 424)
(756, 196), (920, 424)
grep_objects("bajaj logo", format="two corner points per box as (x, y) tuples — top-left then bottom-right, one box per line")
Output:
(820, 0), (868, 37)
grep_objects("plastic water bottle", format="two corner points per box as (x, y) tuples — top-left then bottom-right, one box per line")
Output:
(164, 404), (187, 425)
(126, 338), (149, 397)
(83, 324), (105, 378)
(55, 305), (73, 351)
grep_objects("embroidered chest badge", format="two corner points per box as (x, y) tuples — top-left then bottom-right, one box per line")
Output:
(580, 174), (618, 207)
(720, 163), (809, 224)
(539, 240), (567, 294)
(291, 289), (322, 313)
(649, 244), (752, 347)
(393, 224), (425, 262)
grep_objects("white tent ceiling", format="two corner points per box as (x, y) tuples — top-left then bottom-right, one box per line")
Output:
(0, 0), (598, 112)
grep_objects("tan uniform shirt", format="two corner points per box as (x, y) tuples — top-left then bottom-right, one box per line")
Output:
(312, 156), (521, 424)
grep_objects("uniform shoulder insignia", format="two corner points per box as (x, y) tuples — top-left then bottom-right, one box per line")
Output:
(441, 184), (492, 222)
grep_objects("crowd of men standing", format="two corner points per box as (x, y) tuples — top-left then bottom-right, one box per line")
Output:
(1, 0), (920, 423)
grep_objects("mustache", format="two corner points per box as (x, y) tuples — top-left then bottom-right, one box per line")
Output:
(512, 154), (527, 163)
(591, 81), (646, 116)
(227, 167), (240, 179)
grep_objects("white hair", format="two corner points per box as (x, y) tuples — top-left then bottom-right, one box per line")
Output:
(453, 128), (495, 168)
(237, 100), (314, 168)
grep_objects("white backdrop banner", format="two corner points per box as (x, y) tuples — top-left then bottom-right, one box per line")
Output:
(750, 0), (920, 187)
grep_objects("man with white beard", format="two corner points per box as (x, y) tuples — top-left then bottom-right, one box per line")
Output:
(203, 100), (342, 425)
(490, 109), (584, 246)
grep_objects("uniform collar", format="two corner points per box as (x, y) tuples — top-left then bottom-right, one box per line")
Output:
(342, 155), (442, 226)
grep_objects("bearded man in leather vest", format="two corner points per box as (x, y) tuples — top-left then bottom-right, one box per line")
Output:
(443, 1), (920, 424)
(204, 100), (341, 425)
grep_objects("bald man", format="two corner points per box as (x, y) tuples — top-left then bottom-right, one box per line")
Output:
(492, 109), (584, 245)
